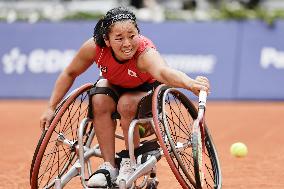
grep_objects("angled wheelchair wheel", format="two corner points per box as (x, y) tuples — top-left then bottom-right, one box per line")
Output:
(152, 85), (222, 189)
(30, 83), (94, 189)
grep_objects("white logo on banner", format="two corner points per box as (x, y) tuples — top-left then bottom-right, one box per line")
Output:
(260, 47), (284, 69)
(1, 48), (76, 74)
(163, 54), (216, 73)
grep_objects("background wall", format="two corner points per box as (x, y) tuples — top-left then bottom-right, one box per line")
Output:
(1, 20), (284, 100)
(1, 19), (284, 189)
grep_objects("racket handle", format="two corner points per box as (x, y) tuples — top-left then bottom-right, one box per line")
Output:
(199, 90), (207, 107)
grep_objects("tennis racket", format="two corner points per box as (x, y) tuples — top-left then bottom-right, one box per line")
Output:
(192, 90), (207, 189)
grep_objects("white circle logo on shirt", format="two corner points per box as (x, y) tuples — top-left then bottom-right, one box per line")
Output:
(128, 69), (137, 77)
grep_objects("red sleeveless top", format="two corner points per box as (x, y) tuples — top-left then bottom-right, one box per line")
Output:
(94, 35), (156, 88)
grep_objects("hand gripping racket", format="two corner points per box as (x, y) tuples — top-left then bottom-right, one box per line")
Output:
(192, 90), (207, 189)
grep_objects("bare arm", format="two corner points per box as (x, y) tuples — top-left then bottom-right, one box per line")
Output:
(40, 38), (97, 130)
(137, 48), (210, 96)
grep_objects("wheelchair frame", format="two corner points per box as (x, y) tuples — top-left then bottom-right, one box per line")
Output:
(30, 83), (222, 189)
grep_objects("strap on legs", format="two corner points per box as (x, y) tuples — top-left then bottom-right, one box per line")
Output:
(86, 169), (113, 188)
(87, 85), (120, 119)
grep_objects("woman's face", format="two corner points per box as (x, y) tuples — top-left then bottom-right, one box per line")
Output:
(105, 20), (140, 61)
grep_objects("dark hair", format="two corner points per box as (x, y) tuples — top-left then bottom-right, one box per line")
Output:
(93, 7), (140, 47)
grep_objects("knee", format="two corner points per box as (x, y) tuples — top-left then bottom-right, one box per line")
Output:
(92, 94), (116, 116)
(117, 96), (138, 119)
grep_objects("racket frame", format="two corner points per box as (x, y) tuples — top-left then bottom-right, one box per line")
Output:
(192, 91), (207, 188)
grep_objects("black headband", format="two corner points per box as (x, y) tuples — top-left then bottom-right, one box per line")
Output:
(109, 13), (135, 23)
(102, 13), (136, 31)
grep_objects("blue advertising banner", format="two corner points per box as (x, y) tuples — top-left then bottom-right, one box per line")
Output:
(237, 21), (284, 100)
(0, 22), (100, 98)
(1, 21), (284, 100)
(0, 21), (238, 99)
(140, 21), (239, 100)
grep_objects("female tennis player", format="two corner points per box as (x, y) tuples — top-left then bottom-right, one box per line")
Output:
(40, 7), (210, 187)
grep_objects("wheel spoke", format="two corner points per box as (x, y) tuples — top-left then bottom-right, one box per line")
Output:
(153, 86), (221, 189)
(31, 84), (94, 189)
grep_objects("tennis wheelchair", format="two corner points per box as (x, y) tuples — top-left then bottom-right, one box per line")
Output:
(30, 82), (222, 189)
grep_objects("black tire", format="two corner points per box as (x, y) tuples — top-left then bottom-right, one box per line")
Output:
(152, 85), (222, 189)
(30, 83), (94, 189)
(204, 126), (222, 189)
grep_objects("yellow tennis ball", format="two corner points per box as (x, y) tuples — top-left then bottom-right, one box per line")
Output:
(230, 142), (248, 157)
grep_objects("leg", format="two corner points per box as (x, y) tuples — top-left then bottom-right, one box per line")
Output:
(88, 80), (119, 187)
(115, 91), (149, 186)
(92, 84), (117, 167)
(117, 91), (149, 149)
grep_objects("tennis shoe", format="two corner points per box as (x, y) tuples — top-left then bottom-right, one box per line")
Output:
(87, 162), (118, 187)
(115, 158), (134, 185)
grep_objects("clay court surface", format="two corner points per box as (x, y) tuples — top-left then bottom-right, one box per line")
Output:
(0, 100), (284, 189)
